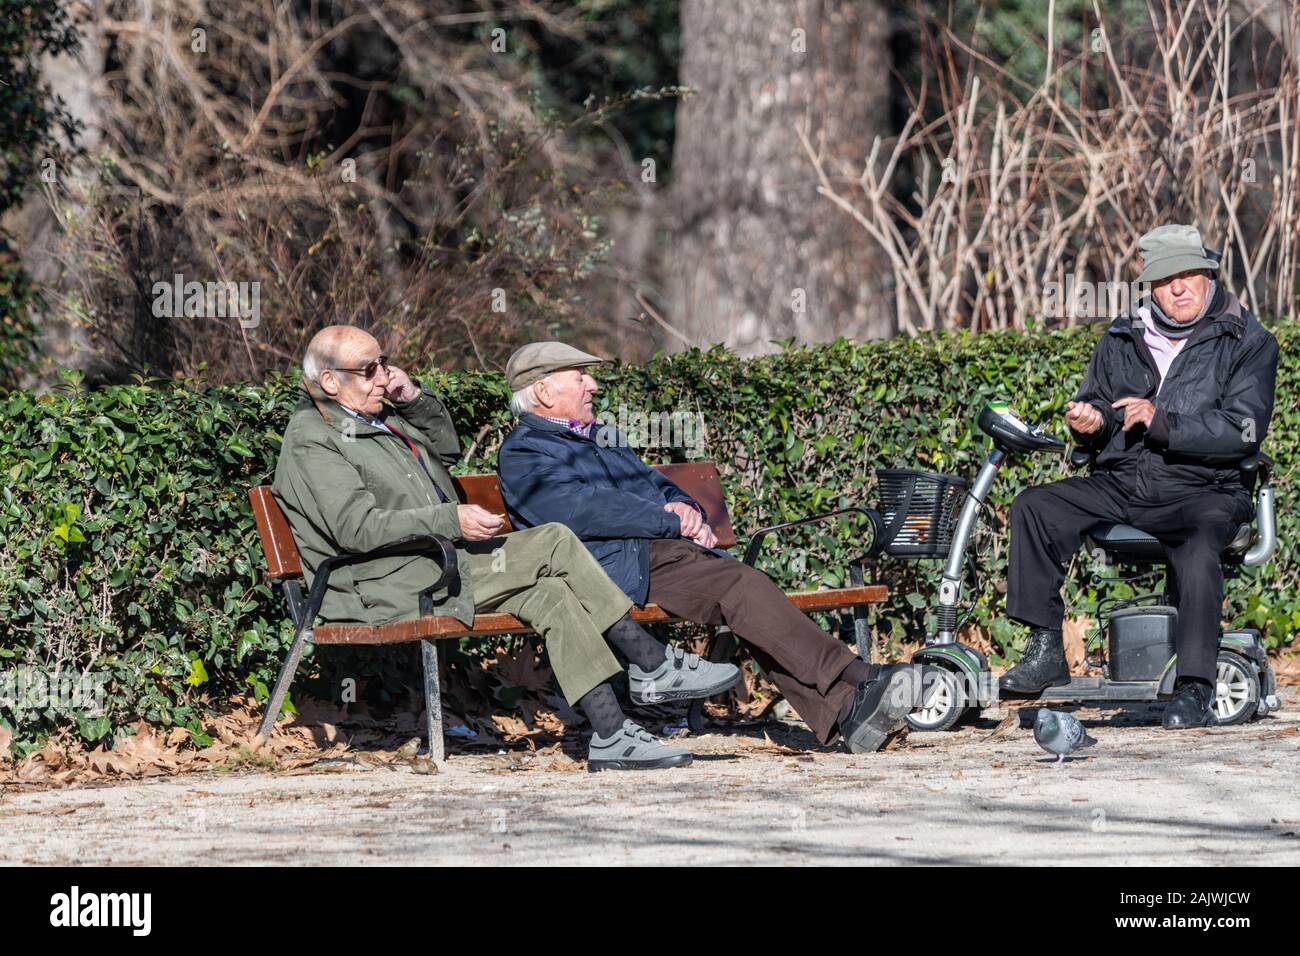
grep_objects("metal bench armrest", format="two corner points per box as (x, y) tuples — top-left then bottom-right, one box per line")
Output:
(742, 507), (886, 568)
(301, 534), (459, 633)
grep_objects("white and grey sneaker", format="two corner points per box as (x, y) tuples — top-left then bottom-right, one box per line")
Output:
(587, 720), (693, 772)
(628, 645), (741, 705)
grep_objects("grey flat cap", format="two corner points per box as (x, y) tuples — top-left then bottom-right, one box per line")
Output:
(506, 341), (607, 392)
(1138, 224), (1221, 283)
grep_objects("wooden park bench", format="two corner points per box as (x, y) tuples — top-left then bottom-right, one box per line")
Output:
(248, 462), (889, 759)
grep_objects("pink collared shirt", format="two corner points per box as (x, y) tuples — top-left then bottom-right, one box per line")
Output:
(1142, 323), (1187, 392)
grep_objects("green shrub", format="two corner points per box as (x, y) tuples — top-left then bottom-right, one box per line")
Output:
(2, 323), (1295, 752)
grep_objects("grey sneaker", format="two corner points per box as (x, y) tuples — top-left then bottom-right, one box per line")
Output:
(628, 644), (741, 704)
(587, 720), (693, 772)
(840, 667), (917, 754)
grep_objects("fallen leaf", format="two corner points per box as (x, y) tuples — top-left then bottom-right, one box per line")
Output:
(762, 732), (799, 753)
(15, 757), (50, 783)
(489, 714), (532, 739)
(114, 721), (166, 763)
(1270, 651), (1300, 686)
(88, 747), (136, 776)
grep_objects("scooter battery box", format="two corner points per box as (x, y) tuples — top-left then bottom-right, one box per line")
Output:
(1108, 605), (1177, 682)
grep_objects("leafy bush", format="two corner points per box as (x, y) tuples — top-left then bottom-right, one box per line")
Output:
(2, 322), (1295, 752)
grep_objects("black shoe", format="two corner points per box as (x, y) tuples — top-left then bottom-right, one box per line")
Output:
(1162, 679), (1216, 730)
(840, 668), (916, 754)
(999, 628), (1070, 695)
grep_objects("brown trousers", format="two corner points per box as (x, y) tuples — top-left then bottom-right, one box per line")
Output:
(645, 539), (857, 743)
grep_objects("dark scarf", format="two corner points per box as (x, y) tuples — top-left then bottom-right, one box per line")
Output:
(1148, 280), (1218, 339)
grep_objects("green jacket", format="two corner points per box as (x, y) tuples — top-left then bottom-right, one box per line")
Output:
(271, 385), (475, 626)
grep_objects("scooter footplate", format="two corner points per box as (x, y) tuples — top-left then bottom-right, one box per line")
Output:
(1022, 677), (1161, 703)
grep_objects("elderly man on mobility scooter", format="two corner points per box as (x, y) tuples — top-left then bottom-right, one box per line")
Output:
(1000, 224), (1280, 729)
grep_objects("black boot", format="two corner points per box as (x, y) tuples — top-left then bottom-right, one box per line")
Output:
(999, 628), (1069, 695)
(1162, 678), (1215, 729)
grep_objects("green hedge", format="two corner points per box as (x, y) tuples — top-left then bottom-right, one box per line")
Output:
(2, 323), (1296, 752)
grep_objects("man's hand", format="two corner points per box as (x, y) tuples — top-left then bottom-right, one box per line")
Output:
(1112, 396), (1156, 431)
(384, 365), (419, 403)
(1065, 400), (1104, 435)
(664, 501), (703, 539)
(690, 524), (718, 549)
(457, 504), (504, 541)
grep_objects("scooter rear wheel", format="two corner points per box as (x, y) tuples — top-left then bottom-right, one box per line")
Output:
(1213, 652), (1260, 725)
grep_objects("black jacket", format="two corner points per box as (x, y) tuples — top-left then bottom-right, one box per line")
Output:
(1070, 286), (1278, 501)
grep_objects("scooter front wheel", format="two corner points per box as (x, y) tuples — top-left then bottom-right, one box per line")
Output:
(906, 666), (968, 732)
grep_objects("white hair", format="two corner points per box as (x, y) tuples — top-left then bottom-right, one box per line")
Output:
(301, 339), (337, 385)
(510, 382), (540, 417)
(511, 371), (573, 416)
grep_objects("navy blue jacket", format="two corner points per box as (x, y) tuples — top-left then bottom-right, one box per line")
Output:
(497, 414), (702, 604)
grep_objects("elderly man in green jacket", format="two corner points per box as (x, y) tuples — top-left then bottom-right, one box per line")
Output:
(273, 325), (738, 770)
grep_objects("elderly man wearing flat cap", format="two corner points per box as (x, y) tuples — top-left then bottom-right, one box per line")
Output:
(496, 342), (918, 753)
(1001, 224), (1279, 728)
(273, 325), (740, 771)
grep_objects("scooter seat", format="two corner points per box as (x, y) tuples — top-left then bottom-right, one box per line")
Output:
(1087, 521), (1253, 561)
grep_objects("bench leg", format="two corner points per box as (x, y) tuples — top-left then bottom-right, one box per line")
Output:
(421, 639), (445, 762)
(688, 626), (737, 734)
(256, 625), (311, 743)
(849, 563), (873, 664)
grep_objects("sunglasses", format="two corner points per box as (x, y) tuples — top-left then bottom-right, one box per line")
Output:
(332, 355), (389, 380)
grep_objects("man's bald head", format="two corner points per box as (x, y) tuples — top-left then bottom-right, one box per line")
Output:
(301, 325), (392, 416)
(302, 325), (379, 384)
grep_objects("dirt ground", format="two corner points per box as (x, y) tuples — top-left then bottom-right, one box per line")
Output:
(3, 688), (1297, 867)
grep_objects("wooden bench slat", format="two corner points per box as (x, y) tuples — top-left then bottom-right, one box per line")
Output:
(653, 462), (737, 549)
(250, 485), (303, 578)
(454, 463), (737, 549)
(311, 585), (888, 646)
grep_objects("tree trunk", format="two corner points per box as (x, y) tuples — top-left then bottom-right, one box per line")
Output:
(668, 0), (896, 354)
(6, 18), (104, 386)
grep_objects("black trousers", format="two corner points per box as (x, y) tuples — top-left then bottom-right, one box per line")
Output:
(1007, 471), (1253, 683)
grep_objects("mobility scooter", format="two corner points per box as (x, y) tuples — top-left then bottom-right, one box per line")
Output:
(871, 401), (1279, 731)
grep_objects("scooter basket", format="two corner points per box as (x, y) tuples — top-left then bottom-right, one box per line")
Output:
(874, 468), (970, 557)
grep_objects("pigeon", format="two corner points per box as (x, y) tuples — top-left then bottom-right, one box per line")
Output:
(1033, 708), (1097, 762)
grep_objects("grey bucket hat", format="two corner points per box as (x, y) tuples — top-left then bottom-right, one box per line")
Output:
(1137, 224), (1222, 283)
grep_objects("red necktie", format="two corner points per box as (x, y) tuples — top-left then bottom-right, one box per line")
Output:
(385, 424), (448, 502)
